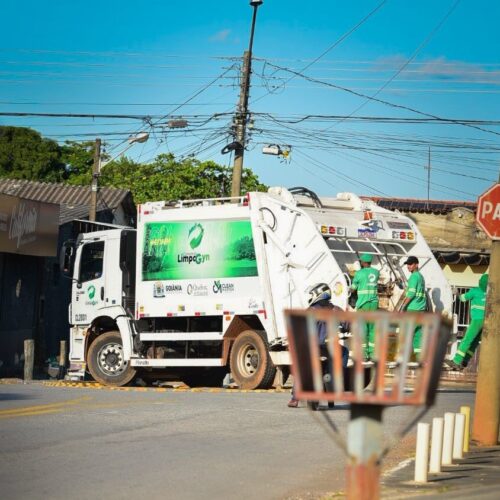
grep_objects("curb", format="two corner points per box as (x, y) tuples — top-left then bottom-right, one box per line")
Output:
(41, 380), (288, 393)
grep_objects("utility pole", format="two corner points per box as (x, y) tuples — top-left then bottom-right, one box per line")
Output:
(89, 138), (101, 222)
(230, 1), (262, 198)
(472, 239), (500, 445)
(472, 172), (500, 446)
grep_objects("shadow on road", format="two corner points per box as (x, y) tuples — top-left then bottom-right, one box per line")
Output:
(0, 393), (34, 401)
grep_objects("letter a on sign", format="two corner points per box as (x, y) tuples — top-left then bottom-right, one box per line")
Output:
(477, 183), (500, 240)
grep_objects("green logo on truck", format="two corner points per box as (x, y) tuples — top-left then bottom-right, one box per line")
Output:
(87, 285), (96, 299)
(188, 223), (204, 249)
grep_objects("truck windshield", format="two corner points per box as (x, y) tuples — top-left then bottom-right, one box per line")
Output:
(80, 241), (104, 282)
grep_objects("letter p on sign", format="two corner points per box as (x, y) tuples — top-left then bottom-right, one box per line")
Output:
(477, 183), (500, 240)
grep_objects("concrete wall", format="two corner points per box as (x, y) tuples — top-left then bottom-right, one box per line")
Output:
(443, 264), (489, 288)
(404, 208), (491, 253)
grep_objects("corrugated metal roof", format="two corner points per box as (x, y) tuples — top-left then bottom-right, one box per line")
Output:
(0, 178), (134, 225)
(365, 196), (477, 215)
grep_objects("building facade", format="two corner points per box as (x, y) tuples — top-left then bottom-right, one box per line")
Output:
(0, 179), (135, 377)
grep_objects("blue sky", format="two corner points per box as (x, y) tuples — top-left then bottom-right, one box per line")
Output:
(1, 0), (499, 201)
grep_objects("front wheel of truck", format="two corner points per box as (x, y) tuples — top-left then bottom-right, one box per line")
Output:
(230, 330), (276, 390)
(87, 331), (137, 386)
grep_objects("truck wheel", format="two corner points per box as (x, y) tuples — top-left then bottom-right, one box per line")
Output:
(230, 330), (276, 389)
(87, 331), (136, 386)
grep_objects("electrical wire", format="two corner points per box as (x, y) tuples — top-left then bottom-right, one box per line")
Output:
(325, 0), (462, 129)
(262, 61), (500, 138)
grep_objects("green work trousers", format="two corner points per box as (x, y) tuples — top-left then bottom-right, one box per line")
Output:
(358, 301), (378, 359)
(453, 319), (484, 366)
(413, 325), (423, 356)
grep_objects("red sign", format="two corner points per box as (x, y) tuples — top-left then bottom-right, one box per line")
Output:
(476, 183), (500, 240)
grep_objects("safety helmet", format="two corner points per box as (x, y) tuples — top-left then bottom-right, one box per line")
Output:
(307, 283), (331, 306)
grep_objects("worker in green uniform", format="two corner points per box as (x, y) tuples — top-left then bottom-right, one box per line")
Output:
(400, 256), (427, 355)
(446, 274), (488, 371)
(350, 253), (379, 359)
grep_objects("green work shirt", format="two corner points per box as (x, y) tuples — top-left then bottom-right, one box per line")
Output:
(405, 271), (427, 311)
(352, 267), (380, 308)
(461, 287), (486, 320)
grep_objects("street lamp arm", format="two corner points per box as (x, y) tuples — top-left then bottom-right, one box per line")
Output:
(99, 132), (150, 171)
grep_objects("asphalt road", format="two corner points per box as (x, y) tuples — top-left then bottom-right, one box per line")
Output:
(0, 382), (475, 500)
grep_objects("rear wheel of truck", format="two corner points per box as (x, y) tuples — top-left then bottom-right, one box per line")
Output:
(87, 331), (136, 386)
(230, 330), (276, 390)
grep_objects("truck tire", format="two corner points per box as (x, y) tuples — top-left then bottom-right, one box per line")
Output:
(230, 330), (276, 390)
(87, 331), (136, 386)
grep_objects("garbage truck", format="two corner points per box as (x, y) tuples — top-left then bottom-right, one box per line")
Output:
(61, 187), (454, 388)
(61, 188), (349, 388)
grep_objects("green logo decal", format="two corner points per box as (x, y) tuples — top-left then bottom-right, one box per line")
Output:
(142, 220), (258, 281)
(87, 285), (96, 299)
(188, 223), (204, 249)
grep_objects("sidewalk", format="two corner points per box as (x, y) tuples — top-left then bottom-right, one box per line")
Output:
(382, 445), (500, 499)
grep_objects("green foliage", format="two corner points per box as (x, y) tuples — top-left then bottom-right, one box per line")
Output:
(0, 126), (67, 181)
(231, 236), (256, 261)
(60, 140), (96, 184)
(95, 153), (267, 203)
(0, 126), (267, 203)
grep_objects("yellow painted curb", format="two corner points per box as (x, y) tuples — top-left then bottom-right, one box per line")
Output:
(41, 380), (288, 394)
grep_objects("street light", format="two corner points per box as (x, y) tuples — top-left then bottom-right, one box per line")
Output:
(89, 132), (149, 221)
(230, 0), (263, 198)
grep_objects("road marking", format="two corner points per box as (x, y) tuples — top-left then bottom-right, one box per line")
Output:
(384, 457), (413, 477)
(0, 396), (91, 419)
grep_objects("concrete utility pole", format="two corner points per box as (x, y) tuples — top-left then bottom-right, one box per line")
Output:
(230, 1), (262, 198)
(473, 237), (500, 445)
(89, 138), (101, 222)
(473, 174), (500, 446)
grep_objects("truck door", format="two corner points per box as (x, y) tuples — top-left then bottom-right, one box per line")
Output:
(71, 239), (106, 325)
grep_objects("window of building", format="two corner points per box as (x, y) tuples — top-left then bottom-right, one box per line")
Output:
(453, 286), (471, 334)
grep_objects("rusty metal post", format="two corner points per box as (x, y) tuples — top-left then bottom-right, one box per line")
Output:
(472, 236), (500, 445)
(346, 404), (383, 500)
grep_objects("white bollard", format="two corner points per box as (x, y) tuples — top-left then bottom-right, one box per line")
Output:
(429, 417), (444, 474)
(453, 413), (466, 460)
(414, 422), (430, 483)
(460, 406), (471, 453)
(442, 412), (455, 466)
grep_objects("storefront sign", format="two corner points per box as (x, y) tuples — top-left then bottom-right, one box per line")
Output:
(0, 194), (60, 256)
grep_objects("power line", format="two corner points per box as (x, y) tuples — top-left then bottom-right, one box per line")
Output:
(325, 0), (462, 128)
(263, 61), (500, 138)
(252, 0), (387, 105)
(0, 101), (233, 106)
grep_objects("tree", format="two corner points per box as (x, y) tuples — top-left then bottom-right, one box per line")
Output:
(0, 126), (67, 181)
(0, 126), (267, 202)
(60, 140), (96, 183)
(94, 153), (267, 203)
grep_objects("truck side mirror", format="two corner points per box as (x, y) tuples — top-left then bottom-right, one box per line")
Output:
(60, 240), (75, 278)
